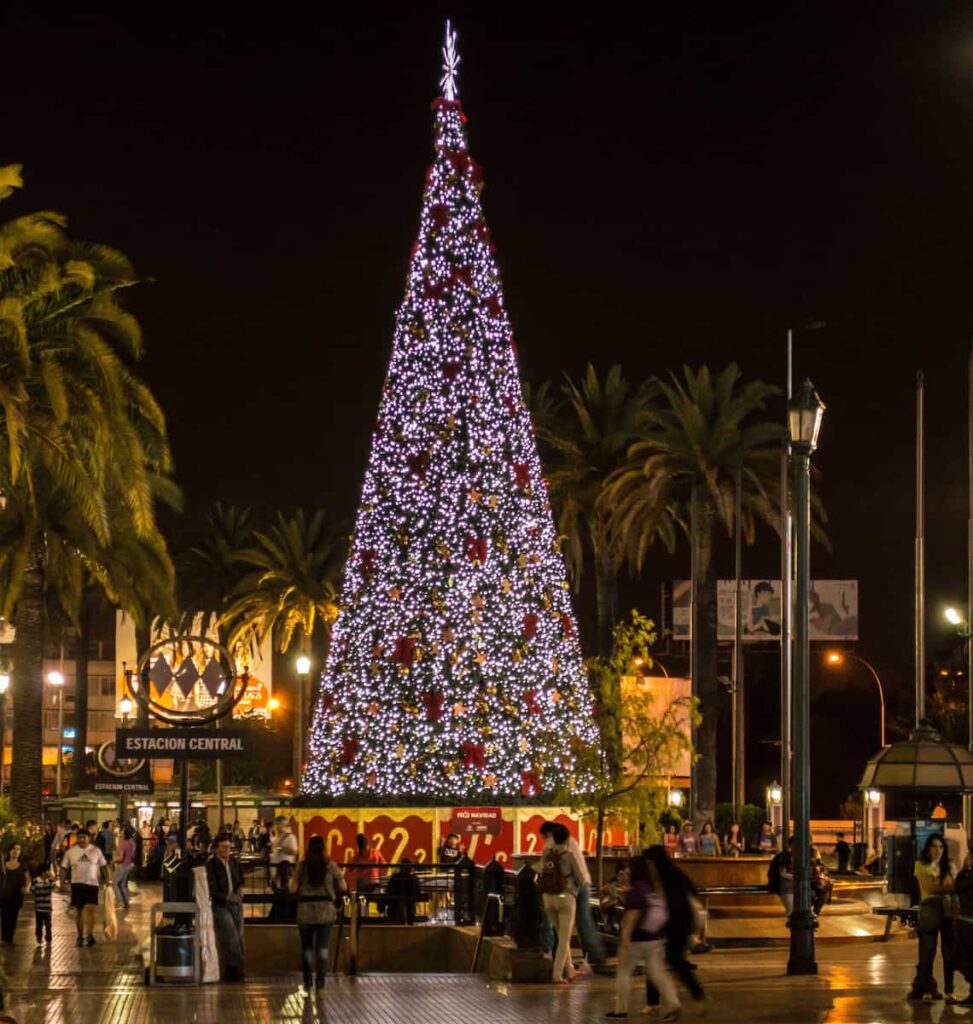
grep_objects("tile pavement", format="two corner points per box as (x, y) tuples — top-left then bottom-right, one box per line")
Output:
(0, 882), (960, 1022)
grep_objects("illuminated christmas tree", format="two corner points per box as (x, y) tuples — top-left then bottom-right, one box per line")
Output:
(302, 24), (597, 802)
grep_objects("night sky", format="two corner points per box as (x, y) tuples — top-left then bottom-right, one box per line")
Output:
(5, 2), (973, 814)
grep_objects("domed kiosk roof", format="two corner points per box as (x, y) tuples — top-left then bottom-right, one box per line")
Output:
(859, 719), (973, 793)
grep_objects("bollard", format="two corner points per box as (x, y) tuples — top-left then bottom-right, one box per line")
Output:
(453, 855), (476, 926)
(511, 863), (540, 948)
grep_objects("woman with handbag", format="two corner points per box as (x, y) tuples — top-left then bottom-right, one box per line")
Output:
(290, 835), (347, 994)
(909, 833), (957, 1002)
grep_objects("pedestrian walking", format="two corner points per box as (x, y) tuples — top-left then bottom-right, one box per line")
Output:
(61, 829), (109, 947)
(206, 833), (245, 982)
(540, 819), (606, 970)
(290, 834), (346, 993)
(909, 833), (957, 1002)
(0, 843), (31, 943)
(112, 827), (136, 909)
(30, 863), (55, 944)
(834, 832), (852, 873)
(643, 845), (708, 1014)
(606, 855), (679, 1022)
(951, 837), (973, 1006)
(536, 822), (583, 983)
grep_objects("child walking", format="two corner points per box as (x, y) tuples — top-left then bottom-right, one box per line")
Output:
(31, 863), (55, 944)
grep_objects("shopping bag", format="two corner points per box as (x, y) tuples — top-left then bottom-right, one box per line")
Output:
(103, 883), (118, 941)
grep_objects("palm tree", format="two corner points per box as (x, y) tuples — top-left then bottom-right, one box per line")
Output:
(174, 503), (253, 645)
(532, 364), (662, 655)
(603, 364), (788, 824)
(220, 509), (344, 656)
(0, 167), (176, 817)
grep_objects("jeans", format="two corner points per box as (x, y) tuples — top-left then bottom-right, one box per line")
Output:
(911, 903), (956, 997)
(299, 923), (333, 987)
(212, 902), (245, 980)
(618, 940), (679, 1017)
(575, 883), (605, 963)
(34, 912), (51, 942)
(112, 864), (133, 909)
(543, 892), (577, 981)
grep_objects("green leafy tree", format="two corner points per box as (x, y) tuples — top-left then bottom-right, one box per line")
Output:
(603, 364), (788, 826)
(568, 609), (696, 885)
(0, 166), (177, 817)
(532, 365), (662, 655)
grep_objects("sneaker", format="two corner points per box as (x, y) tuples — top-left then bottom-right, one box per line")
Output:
(85, 935), (95, 947)
(75, 936), (84, 947)
(660, 1013), (682, 1023)
(946, 994), (957, 1005)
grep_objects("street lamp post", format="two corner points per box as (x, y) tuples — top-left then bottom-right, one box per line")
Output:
(295, 654), (311, 793)
(47, 670), (65, 798)
(824, 652), (886, 748)
(118, 695), (133, 825)
(0, 671), (8, 795)
(787, 378), (825, 977)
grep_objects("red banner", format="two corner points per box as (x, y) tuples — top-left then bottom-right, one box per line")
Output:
(451, 806), (502, 835)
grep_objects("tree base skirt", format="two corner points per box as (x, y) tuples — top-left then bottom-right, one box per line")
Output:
(292, 805), (635, 866)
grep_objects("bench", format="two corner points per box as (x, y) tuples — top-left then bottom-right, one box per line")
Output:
(872, 905), (918, 941)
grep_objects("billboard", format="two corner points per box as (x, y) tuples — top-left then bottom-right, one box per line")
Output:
(670, 579), (858, 641)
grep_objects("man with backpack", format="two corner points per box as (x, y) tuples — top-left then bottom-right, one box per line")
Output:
(536, 823), (585, 983)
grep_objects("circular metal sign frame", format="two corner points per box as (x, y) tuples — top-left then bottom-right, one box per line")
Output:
(96, 741), (147, 778)
(133, 634), (248, 727)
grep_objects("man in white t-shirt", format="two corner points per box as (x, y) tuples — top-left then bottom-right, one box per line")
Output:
(61, 829), (108, 946)
(270, 816), (298, 888)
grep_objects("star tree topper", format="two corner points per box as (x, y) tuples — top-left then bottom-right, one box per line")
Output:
(440, 19), (460, 101)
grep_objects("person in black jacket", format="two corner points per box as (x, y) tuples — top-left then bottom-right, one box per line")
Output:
(206, 834), (245, 981)
(643, 846), (707, 1012)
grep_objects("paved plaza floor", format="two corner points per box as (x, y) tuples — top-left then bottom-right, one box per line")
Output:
(0, 883), (963, 1023)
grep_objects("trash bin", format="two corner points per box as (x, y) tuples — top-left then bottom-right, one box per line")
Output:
(154, 922), (195, 981)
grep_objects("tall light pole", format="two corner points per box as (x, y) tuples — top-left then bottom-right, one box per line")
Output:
(48, 669), (65, 798)
(118, 695), (133, 826)
(0, 670), (9, 795)
(295, 653), (311, 794)
(824, 651), (886, 748)
(787, 378), (825, 977)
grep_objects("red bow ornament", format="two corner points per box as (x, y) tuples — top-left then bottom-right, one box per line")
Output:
(422, 692), (444, 722)
(485, 294), (503, 318)
(390, 636), (417, 666)
(429, 204), (449, 230)
(461, 741), (486, 770)
(525, 690), (542, 716)
(561, 613), (575, 639)
(523, 614), (538, 639)
(521, 770), (541, 797)
(466, 535), (488, 565)
(513, 463), (530, 489)
(359, 549), (377, 574)
(339, 737), (359, 766)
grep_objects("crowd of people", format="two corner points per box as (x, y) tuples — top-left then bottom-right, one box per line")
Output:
(663, 818), (782, 856)
(4, 811), (965, 1010)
